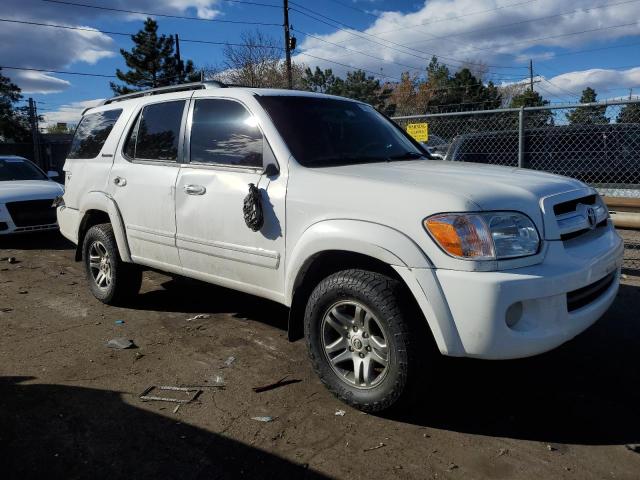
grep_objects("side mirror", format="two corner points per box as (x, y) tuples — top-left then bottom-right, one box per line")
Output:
(263, 163), (279, 177)
(47, 170), (60, 179)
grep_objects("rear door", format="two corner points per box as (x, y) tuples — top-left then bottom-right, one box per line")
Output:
(175, 96), (286, 301)
(108, 97), (188, 269)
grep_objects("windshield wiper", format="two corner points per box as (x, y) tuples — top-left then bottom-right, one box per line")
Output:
(386, 151), (426, 161)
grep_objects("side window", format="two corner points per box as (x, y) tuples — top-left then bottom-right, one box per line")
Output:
(68, 109), (122, 159)
(190, 99), (263, 167)
(124, 101), (185, 161)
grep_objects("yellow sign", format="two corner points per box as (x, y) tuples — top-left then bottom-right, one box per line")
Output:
(406, 122), (429, 142)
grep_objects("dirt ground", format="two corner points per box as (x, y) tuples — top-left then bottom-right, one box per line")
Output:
(1, 232), (639, 480)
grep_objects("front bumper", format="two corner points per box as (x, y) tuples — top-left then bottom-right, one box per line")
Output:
(414, 225), (624, 359)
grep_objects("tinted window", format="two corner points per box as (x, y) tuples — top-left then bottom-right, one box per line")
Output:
(190, 99), (263, 167)
(257, 96), (423, 167)
(0, 158), (47, 181)
(68, 109), (122, 159)
(126, 101), (185, 161)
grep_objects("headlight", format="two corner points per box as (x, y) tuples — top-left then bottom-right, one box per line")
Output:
(424, 212), (540, 260)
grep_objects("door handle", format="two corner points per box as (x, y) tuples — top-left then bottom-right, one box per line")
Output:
(184, 184), (206, 195)
(113, 176), (127, 187)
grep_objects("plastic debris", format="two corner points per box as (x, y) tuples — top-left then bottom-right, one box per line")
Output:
(363, 443), (386, 452)
(186, 314), (210, 321)
(251, 416), (274, 422)
(7, 257), (17, 264)
(223, 356), (236, 367)
(252, 375), (301, 393)
(139, 385), (201, 404)
(335, 409), (346, 417)
(106, 337), (136, 349)
(115, 320), (125, 325)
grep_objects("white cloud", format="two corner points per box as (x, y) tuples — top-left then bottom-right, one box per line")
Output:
(1, 0), (221, 93)
(294, 0), (640, 80)
(41, 99), (105, 127)
(539, 67), (640, 98)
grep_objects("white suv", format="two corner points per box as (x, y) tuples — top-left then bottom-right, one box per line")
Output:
(57, 82), (624, 411)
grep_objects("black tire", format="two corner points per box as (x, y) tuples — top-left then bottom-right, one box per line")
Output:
(82, 223), (142, 305)
(304, 269), (421, 413)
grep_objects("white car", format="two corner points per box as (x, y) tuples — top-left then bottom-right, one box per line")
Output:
(57, 82), (624, 412)
(0, 155), (63, 234)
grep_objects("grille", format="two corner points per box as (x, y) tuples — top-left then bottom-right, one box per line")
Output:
(6, 199), (57, 227)
(567, 273), (615, 312)
(553, 194), (608, 242)
(553, 194), (596, 216)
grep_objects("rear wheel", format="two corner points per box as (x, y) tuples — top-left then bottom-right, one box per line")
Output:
(305, 269), (420, 412)
(83, 223), (142, 305)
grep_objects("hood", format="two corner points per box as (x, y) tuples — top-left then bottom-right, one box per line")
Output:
(317, 160), (585, 209)
(0, 180), (64, 203)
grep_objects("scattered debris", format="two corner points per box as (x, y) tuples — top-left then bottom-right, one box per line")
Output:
(186, 314), (210, 321)
(497, 448), (509, 457)
(7, 257), (17, 264)
(106, 337), (136, 349)
(335, 409), (346, 417)
(547, 444), (558, 452)
(626, 444), (640, 453)
(0, 307), (13, 313)
(139, 385), (202, 404)
(173, 405), (181, 414)
(115, 320), (125, 325)
(252, 375), (301, 393)
(18, 290), (28, 294)
(363, 443), (386, 452)
(223, 356), (236, 367)
(447, 463), (459, 471)
(252, 416), (275, 422)
(134, 352), (145, 361)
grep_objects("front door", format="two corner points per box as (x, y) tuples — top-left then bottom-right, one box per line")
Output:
(109, 98), (188, 269)
(175, 97), (286, 301)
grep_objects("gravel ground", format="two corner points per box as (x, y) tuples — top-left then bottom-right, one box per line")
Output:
(1, 232), (639, 480)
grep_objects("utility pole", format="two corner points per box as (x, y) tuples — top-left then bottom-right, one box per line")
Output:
(283, 0), (293, 89)
(529, 59), (534, 92)
(629, 88), (633, 100)
(28, 98), (41, 168)
(174, 34), (184, 83)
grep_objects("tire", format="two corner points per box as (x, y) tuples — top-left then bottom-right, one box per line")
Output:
(82, 223), (142, 305)
(304, 269), (420, 413)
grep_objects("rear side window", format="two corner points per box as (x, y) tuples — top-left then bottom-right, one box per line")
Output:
(68, 109), (122, 159)
(124, 101), (185, 161)
(190, 99), (263, 167)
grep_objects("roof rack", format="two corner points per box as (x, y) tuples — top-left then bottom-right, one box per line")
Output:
(101, 80), (227, 105)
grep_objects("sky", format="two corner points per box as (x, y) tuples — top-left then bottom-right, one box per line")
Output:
(2, 0), (639, 127)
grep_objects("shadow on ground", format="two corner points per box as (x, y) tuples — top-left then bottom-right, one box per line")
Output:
(0, 376), (326, 479)
(389, 282), (640, 446)
(0, 231), (73, 251)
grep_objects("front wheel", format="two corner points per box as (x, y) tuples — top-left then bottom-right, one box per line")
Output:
(304, 269), (420, 412)
(83, 223), (142, 305)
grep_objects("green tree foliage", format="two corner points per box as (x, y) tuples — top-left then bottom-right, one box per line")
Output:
(110, 18), (199, 95)
(509, 89), (554, 126)
(566, 87), (609, 125)
(0, 68), (30, 142)
(301, 67), (343, 94)
(616, 102), (640, 124)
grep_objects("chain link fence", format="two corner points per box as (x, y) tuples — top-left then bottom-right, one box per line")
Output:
(392, 99), (640, 273)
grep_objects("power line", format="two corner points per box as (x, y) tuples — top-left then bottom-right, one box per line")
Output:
(1, 65), (116, 78)
(0, 18), (285, 49)
(219, 0), (280, 8)
(289, 3), (526, 70)
(41, 0), (282, 26)
(296, 52), (401, 81)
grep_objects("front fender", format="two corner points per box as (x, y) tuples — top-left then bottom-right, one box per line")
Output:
(79, 191), (132, 263)
(285, 219), (432, 305)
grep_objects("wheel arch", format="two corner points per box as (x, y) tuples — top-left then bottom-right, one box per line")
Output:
(285, 220), (434, 341)
(76, 192), (131, 263)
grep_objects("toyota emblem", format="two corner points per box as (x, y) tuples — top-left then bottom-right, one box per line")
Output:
(586, 207), (597, 228)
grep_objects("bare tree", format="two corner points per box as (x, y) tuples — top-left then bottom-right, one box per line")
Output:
(219, 30), (304, 88)
(498, 82), (528, 108)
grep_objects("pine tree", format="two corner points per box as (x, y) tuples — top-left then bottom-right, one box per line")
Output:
(509, 89), (553, 126)
(566, 87), (609, 125)
(616, 102), (640, 123)
(110, 18), (198, 95)
(0, 68), (30, 142)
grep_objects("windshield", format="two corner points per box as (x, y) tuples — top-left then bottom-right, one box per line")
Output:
(0, 158), (47, 181)
(257, 96), (426, 167)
